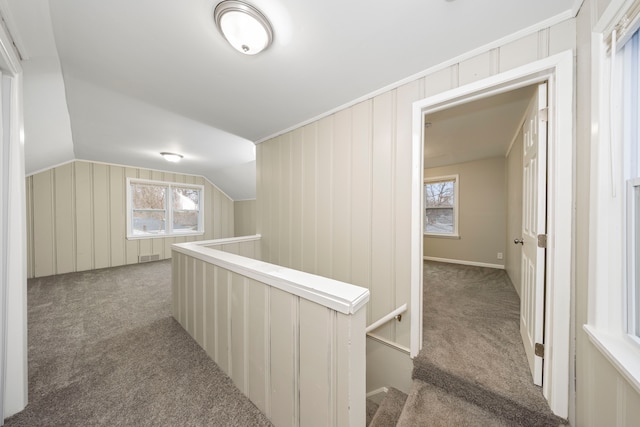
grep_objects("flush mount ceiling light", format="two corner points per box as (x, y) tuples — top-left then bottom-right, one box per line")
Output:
(214, 0), (273, 55)
(160, 152), (183, 162)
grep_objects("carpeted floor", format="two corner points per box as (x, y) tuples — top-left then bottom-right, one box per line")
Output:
(404, 261), (566, 426)
(4, 260), (272, 427)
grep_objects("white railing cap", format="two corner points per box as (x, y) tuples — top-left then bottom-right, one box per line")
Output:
(172, 238), (369, 315)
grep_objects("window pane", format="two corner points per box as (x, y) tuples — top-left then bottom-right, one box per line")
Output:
(636, 186), (640, 336)
(132, 210), (166, 235)
(425, 208), (454, 233)
(132, 184), (166, 209)
(425, 179), (456, 234)
(425, 180), (454, 208)
(173, 211), (198, 231)
(173, 188), (199, 211)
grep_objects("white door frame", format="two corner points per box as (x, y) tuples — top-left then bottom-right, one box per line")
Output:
(410, 50), (574, 418)
(0, 17), (27, 419)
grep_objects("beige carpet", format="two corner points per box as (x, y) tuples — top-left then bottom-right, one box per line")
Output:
(4, 260), (272, 426)
(405, 261), (566, 426)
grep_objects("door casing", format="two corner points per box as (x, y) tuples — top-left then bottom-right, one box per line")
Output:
(410, 50), (574, 418)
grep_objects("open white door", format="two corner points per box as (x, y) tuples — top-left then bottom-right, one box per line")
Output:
(518, 82), (547, 386)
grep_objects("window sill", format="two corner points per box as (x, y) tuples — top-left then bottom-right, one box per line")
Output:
(583, 324), (640, 395)
(127, 232), (204, 240)
(423, 233), (461, 240)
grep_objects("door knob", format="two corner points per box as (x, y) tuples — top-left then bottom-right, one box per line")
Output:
(514, 238), (524, 245)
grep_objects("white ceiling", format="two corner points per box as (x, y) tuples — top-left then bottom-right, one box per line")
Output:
(1, 0), (579, 199)
(424, 85), (536, 169)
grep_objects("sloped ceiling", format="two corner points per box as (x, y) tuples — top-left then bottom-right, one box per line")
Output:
(2, 0), (579, 199)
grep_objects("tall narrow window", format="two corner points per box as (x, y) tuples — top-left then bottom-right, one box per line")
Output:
(424, 175), (459, 236)
(126, 178), (204, 239)
(623, 29), (640, 338)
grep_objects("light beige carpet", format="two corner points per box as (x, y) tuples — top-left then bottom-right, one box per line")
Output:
(407, 261), (566, 426)
(5, 260), (272, 426)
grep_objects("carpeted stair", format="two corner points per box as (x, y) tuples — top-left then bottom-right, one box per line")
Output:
(371, 261), (568, 426)
(367, 388), (408, 426)
(368, 388), (408, 426)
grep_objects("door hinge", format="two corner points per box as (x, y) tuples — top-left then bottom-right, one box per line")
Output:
(539, 107), (549, 122)
(535, 343), (545, 358)
(537, 234), (547, 248)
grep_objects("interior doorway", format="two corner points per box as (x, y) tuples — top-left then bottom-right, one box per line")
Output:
(409, 51), (574, 418)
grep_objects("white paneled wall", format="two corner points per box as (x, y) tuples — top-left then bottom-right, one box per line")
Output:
(256, 21), (576, 350)
(172, 240), (368, 427)
(26, 160), (234, 278)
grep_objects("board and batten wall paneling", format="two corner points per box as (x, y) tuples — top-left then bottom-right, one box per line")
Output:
(371, 90), (396, 340)
(26, 160), (235, 278)
(256, 22), (574, 349)
(172, 248), (367, 426)
(234, 199), (256, 236)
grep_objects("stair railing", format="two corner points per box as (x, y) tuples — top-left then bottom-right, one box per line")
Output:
(366, 303), (407, 334)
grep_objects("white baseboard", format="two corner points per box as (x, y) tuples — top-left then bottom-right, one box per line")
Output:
(423, 256), (504, 270)
(366, 387), (389, 405)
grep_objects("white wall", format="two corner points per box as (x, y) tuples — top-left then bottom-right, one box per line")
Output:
(257, 19), (576, 354)
(25, 160), (235, 278)
(424, 157), (506, 267)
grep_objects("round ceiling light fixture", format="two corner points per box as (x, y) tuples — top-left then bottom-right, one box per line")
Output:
(214, 1), (273, 55)
(160, 152), (183, 162)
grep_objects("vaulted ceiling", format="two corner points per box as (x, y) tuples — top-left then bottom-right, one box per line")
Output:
(1, 0), (579, 199)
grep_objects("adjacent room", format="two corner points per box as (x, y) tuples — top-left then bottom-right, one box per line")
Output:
(3, 0), (640, 426)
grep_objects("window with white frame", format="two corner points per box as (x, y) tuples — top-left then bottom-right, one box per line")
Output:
(424, 175), (459, 236)
(623, 29), (640, 339)
(584, 2), (640, 386)
(126, 178), (204, 239)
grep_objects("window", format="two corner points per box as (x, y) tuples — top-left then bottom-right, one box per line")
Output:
(583, 6), (640, 389)
(424, 175), (458, 237)
(126, 178), (204, 239)
(629, 177), (640, 337)
(624, 29), (640, 339)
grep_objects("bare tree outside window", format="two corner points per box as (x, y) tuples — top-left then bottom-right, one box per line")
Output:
(424, 177), (457, 235)
(127, 179), (204, 238)
(173, 188), (200, 231)
(132, 184), (167, 234)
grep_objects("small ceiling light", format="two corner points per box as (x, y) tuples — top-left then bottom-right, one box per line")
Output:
(160, 152), (183, 162)
(214, 1), (273, 55)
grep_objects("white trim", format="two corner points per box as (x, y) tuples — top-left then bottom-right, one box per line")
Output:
(126, 177), (205, 239)
(172, 240), (370, 315)
(0, 16), (26, 418)
(411, 50), (574, 418)
(197, 234), (261, 246)
(423, 256), (505, 270)
(24, 158), (76, 177)
(0, 13), (20, 74)
(585, 5), (640, 399)
(255, 10), (579, 145)
(0, 1), (28, 60)
(366, 387), (389, 399)
(627, 178), (640, 336)
(584, 325), (640, 394)
(366, 333), (411, 355)
(26, 158), (236, 203)
(423, 174), (459, 237)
